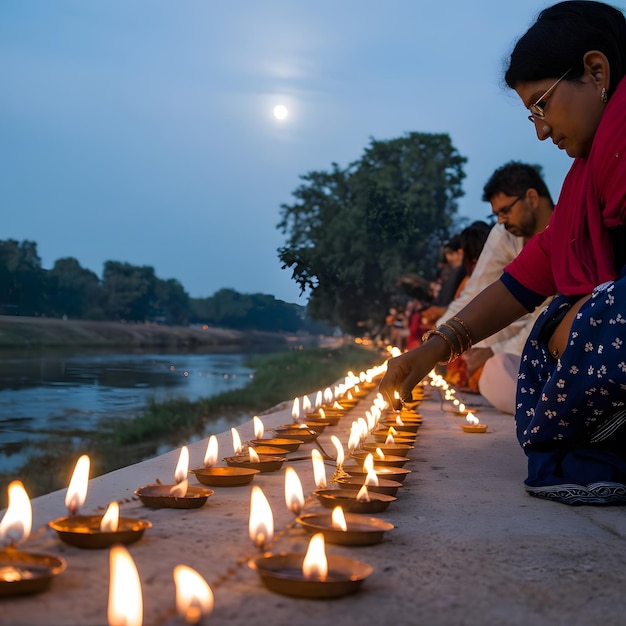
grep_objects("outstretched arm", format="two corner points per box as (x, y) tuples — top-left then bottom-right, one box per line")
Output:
(379, 279), (529, 408)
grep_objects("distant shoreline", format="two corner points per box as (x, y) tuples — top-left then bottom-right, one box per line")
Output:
(0, 315), (312, 351)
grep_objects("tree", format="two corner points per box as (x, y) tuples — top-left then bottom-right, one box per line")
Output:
(277, 132), (467, 334)
(101, 261), (157, 321)
(190, 288), (302, 332)
(0, 239), (46, 315)
(153, 278), (190, 325)
(47, 257), (103, 319)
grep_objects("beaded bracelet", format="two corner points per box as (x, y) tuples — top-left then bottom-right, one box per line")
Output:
(422, 327), (460, 365)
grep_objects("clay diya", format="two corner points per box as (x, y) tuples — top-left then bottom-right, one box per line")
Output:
(313, 488), (396, 514)
(252, 533), (373, 598)
(192, 466), (260, 487)
(460, 423), (488, 433)
(351, 451), (410, 468)
(49, 504), (151, 549)
(344, 463), (411, 483)
(371, 429), (417, 444)
(379, 418), (421, 433)
(296, 512), (394, 546)
(460, 412), (488, 433)
(361, 442), (412, 457)
(191, 434), (260, 487)
(136, 446), (214, 509)
(0, 548), (66, 597)
(250, 438), (303, 453)
(0, 481), (66, 596)
(46, 455), (152, 546)
(273, 426), (319, 443)
(336, 476), (402, 497)
(224, 448), (286, 473)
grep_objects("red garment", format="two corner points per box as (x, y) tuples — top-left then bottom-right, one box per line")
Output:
(506, 77), (626, 297)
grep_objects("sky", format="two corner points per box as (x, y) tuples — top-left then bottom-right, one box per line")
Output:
(3, 1), (625, 305)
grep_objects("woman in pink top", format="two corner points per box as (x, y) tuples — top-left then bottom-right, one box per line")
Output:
(380, 0), (626, 504)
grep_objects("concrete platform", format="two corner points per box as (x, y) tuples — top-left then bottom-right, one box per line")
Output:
(3, 384), (626, 625)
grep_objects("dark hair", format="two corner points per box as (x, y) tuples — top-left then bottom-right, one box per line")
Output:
(460, 221), (491, 274)
(505, 1), (626, 98)
(482, 160), (554, 205)
(444, 234), (462, 252)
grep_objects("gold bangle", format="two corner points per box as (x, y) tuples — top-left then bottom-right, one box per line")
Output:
(440, 323), (465, 352)
(447, 317), (473, 350)
(422, 328), (459, 364)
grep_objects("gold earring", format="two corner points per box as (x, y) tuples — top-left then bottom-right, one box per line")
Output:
(601, 87), (608, 103)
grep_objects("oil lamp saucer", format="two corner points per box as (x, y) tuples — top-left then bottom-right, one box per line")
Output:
(134, 484), (214, 509)
(250, 438), (303, 453)
(313, 489), (396, 514)
(336, 476), (402, 497)
(0, 548), (66, 596)
(48, 515), (151, 548)
(191, 466), (260, 487)
(273, 427), (319, 443)
(350, 451), (410, 468)
(378, 420), (421, 433)
(344, 463), (411, 483)
(361, 442), (412, 457)
(460, 424), (488, 433)
(224, 455), (286, 473)
(296, 513), (394, 546)
(305, 411), (341, 426)
(371, 430), (417, 444)
(252, 552), (373, 598)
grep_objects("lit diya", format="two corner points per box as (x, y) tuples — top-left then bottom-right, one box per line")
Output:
(135, 446), (214, 508)
(371, 427), (417, 445)
(313, 485), (396, 514)
(297, 506), (394, 546)
(379, 415), (421, 433)
(47, 455), (151, 548)
(460, 412), (488, 433)
(249, 416), (305, 452)
(362, 440), (412, 457)
(191, 435), (259, 487)
(252, 532), (373, 598)
(305, 408), (342, 426)
(344, 463), (411, 483)
(225, 446), (286, 473)
(0, 481), (66, 596)
(250, 438), (304, 453)
(273, 425), (319, 443)
(352, 449), (410, 468)
(344, 452), (411, 483)
(336, 476), (402, 498)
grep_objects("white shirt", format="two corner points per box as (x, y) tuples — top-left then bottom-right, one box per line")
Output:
(436, 224), (546, 356)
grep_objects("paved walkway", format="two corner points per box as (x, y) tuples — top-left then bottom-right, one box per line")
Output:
(3, 382), (626, 625)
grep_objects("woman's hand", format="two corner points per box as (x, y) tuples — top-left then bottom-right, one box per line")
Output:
(379, 338), (448, 409)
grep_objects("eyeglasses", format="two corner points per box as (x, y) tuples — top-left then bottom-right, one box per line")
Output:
(527, 68), (572, 123)
(493, 195), (524, 220)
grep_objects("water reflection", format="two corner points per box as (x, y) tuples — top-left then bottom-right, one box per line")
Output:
(0, 352), (254, 474)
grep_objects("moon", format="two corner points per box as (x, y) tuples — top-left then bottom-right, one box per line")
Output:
(273, 104), (288, 120)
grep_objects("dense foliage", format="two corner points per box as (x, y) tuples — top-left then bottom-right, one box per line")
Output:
(277, 132), (467, 334)
(0, 240), (326, 333)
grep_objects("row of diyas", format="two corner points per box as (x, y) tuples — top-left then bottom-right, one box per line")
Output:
(0, 356), (398, 620)
(428, 371), (489, 432)
(247, 356), (418, 599)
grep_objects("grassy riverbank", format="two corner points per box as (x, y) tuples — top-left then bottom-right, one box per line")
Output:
(1, 342), (383, 502)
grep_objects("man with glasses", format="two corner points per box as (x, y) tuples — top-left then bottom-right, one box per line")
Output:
(437, 161), (554, 413)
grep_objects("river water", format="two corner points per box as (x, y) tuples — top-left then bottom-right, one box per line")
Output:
(0, 351), (255, 474)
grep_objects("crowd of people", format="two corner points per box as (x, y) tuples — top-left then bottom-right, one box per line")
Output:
(380, 1), (626, 506)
